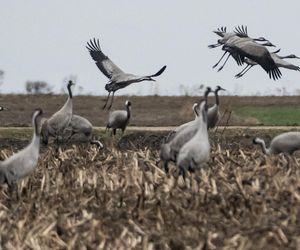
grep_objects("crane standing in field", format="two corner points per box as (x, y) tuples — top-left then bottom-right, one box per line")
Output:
(86, 38), (167, 110)
(165, 103), (199, 143)
(160, 87), (211, 173)
(253, 132), (300, 155)
(106, 100), (132, 136)
(177, 98), (210, 177)
(41, 114), (104, 149)
(42, 81), (74, 144)
(0, 109), (43, 187)
(207, 85), (226, 129)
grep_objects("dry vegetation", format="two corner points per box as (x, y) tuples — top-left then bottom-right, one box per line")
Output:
(1, 131), (300, 249)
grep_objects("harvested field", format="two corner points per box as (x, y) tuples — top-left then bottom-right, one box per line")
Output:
(0, 94), (300, 127)
(1, 129), (300, 249)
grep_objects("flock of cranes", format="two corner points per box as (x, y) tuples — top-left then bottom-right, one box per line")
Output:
(1, 25), (300, 186)
(209, 25), (300, 80)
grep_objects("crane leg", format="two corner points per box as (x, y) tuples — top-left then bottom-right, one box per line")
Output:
(102, 92), (111, 109)
(163, 161), (169, 173)
(218, 53), (231, 71)
(107, 91), (115, 110)
(213, 51), (227, 68)
(235, 65), (250, 78)
(235, 65), (253, 78)
(179, 167), (186, 180)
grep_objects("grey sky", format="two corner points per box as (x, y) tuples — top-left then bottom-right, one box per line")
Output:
(1, 0), (299, 96)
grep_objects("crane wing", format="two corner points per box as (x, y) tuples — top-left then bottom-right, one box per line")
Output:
(86, 38), (124, 79)
(236, 41), (282, 80)
(234, 25), (249, 38)
(213, 26), (227, 37)
(147, 65), (167, 77)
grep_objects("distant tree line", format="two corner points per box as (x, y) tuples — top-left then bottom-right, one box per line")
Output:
(25, 81), (53, 94)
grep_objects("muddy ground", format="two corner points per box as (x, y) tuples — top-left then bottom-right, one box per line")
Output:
(0, 128), (279, 152)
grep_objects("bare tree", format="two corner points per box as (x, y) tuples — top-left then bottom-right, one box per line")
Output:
(25, 81), (53, 94)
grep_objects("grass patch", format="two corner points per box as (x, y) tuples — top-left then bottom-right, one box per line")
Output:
(0, 127), (33, 139)
(235, 106), (300, 125)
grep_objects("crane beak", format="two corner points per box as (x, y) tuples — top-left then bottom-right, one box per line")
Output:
(220, 87), (226, 91)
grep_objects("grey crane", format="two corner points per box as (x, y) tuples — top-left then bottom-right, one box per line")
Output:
(207, 85), (226, 129)
(42, 114), (91, 143)
(235, 50), (300, 78)
(165, 103), (199, 143)
(42, 80), (74, 144)
(65, 115), (93, 141)
(253, 132), (300, 155)
(66, 115), (104, 149)
(176, 98), (210, 177)
(86, 38), (167, 110)
(209, 25), (273, 71)
(41, 114), (104, 149)
(106, 100), (131, 136)
(208, 26), (249, 48)
(222, 38), (281, 80)
(214, 37), (275, 73)
(160, 87), (211, 173)
(0, 109), (43, 186)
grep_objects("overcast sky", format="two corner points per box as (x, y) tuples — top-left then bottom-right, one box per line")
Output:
(1, 0), (299, 96)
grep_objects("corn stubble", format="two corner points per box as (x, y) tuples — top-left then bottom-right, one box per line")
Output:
(0, 141), (300, 249)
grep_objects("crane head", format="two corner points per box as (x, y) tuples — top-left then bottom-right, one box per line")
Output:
(255, 37), (269, 42)
(204, 87), (212, 97)
(253, 138), (264, 145)
(0, 106), (8, 111)
(287, 54), (300, 59)
(216, 86), (226, 92)
(68, 80), (75, 87)
(263, 41), (276, 47)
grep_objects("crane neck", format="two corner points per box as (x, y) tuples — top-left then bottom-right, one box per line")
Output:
(202, 103), (208, 125)
(32, 112), (40, 137)
(215, 90), (220, 105)
(256, 139), (270, 155)
(126, 105), (131, 119)
(67, 84), (73, 99)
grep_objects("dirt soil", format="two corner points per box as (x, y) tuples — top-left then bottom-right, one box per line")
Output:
(0, 94), (299, 127)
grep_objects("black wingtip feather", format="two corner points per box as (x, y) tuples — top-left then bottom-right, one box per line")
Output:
(150, 65), (167, 77)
